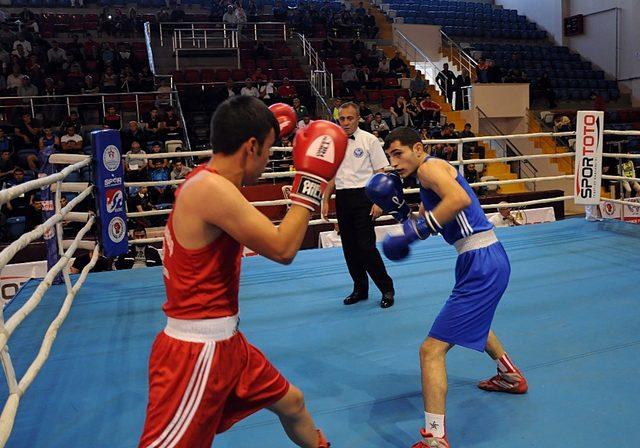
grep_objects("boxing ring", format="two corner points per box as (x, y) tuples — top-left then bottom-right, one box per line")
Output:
(1, 115), (640, 447)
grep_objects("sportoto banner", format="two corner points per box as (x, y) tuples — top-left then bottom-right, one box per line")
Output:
(574, 111), (604, 205)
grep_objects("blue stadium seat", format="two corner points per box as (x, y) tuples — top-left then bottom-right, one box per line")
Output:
(6, 217), (27, 241)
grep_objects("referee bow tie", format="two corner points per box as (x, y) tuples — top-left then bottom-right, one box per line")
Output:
(349, 135), (355, 140)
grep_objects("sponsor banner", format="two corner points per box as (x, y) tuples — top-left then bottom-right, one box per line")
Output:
(92, 130), (128, 257)
(599, 200), (622, 219)
(574, 111), (604, 205)
(38, 144), (62, 285)
(0, 260), (47, 301)
(622, 197), (640, 223)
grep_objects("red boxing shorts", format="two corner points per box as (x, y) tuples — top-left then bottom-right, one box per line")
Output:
(139, 315), (290, 448)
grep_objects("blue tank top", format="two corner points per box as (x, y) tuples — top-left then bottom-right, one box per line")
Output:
(42, 136), (56, 148)
(419, 156), (493, 245)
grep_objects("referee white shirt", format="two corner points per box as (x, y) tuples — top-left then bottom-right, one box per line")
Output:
(335, 127), (389, 190)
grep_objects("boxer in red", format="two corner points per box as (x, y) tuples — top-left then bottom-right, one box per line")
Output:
(138, 96), (347, 448)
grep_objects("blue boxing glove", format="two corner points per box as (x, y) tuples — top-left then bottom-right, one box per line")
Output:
(365, 172), (411, 222)
(382, 211), (444, 261)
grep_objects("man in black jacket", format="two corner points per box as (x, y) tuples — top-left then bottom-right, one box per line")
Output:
(115, 226), (162, 269)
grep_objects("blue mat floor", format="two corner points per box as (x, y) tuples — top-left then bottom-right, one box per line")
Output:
(3, 218), (640, 447)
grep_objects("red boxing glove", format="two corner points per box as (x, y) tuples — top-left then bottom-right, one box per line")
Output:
(268, 103), (297, 139)
(290, 120), (347, 211)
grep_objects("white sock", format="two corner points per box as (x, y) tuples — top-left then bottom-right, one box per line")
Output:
(424, 412), (445, 438)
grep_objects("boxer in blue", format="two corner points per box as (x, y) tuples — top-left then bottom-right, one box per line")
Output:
(365, 127), (528, 448)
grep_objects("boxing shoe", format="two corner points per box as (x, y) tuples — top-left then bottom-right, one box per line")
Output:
(343, 292), (368, 305)
(317, 429), (330, 447)
(411, 429), (450, 448)
(477, 369), (528, 394)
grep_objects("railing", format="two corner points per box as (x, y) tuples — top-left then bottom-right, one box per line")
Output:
(477, 107), (538, 183)
(440, 30), (478, 81)
(392, 28), (471, 108)
(296, 33), (334, 99)
(0, 91), (173, 124)
(171, 28), (240, 70)
(159, 22), (288, 47)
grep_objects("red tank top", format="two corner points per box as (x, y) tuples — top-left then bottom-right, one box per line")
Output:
(161, 166), (243, 319)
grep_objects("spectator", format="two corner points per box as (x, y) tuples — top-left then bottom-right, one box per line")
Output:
(39, 125), (60, 152)
(377, 56), (390, 76)
(6, 65), (23, 92)
(487, 59), (502, 83)
(240, 78), (259, 97)
(0, 148), (16, 182)
(81, 75), (99, 94)
(124, 140), (148, 182)
(2, 167), (40, 230)
(47, 41), (67, 69)
(296, 114), (312, 130)
(104, 105), (122, 130)
(251, 67), (267, 83)
(101, 66), (119, 93)
(454, 70), (472, 110)
(476, 57), (489, 83)
(14, 112), (41, 151)
(17, 75), (38, 103)
(341, 64), (359, 94)
(170, 159), (192, 181)
(161, 107), (182, 138)
(259, 76), (277, 103)
(489, 202), (521, 227)
(419, 94), (442, 127)
(147, 141), (168, 169)
(620, 159), (640, 198)
(460, 122), (483, 158)
(409, 71), (428, 98)
(389, 96), (409, 128)
(358, 100), (374, 126)
(69, 248), (114, 274)
(332, 98), (342, 121)
(221, 79), (237, 100)
(222, 5), (237, 26)
(60, 111), (84, 134)
(122, 120), (147, 150)
(436, 63), (456, 104)
(13, 34), (32, 55)
(115, 226), (162, 270)
(389, 51), (409, 78)
(60, 125), (84, 154)
(370, 112), (390, 139)
(292, 97), (308, 121)
(148, 159), (172, 204)
(277, 77), (297, 100)
(406, 97), (421, 128)
(252, 39), (271, 60)
(142, 107), (163, 139)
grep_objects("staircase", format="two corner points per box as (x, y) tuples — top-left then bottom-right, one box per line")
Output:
(527, 113), (574, 175)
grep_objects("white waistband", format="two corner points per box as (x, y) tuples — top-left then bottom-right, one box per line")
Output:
(164, 315), (239, 343)
(454, 230), (498, 255)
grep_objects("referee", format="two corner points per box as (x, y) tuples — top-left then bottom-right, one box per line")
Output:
(321, 102), (395, 308)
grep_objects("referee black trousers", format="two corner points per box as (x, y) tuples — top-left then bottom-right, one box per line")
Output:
(335, 188), (394, 296)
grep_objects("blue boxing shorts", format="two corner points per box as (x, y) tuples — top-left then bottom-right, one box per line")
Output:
(428, 239), (510, 352)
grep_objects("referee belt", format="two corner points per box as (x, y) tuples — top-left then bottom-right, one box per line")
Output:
(164, 314), (239, 343)
(454, 230), (498, 255)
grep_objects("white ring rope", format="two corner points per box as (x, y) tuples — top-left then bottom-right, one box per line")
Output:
(602, 153), (640, 159)
(0, 185), (94, 271)
(599, 197), (640, 207)
(0, 157), (91, 206)
(0, 243), (99, 447)
(602, 175), (640, 183)
(0, 215), (96, 353)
